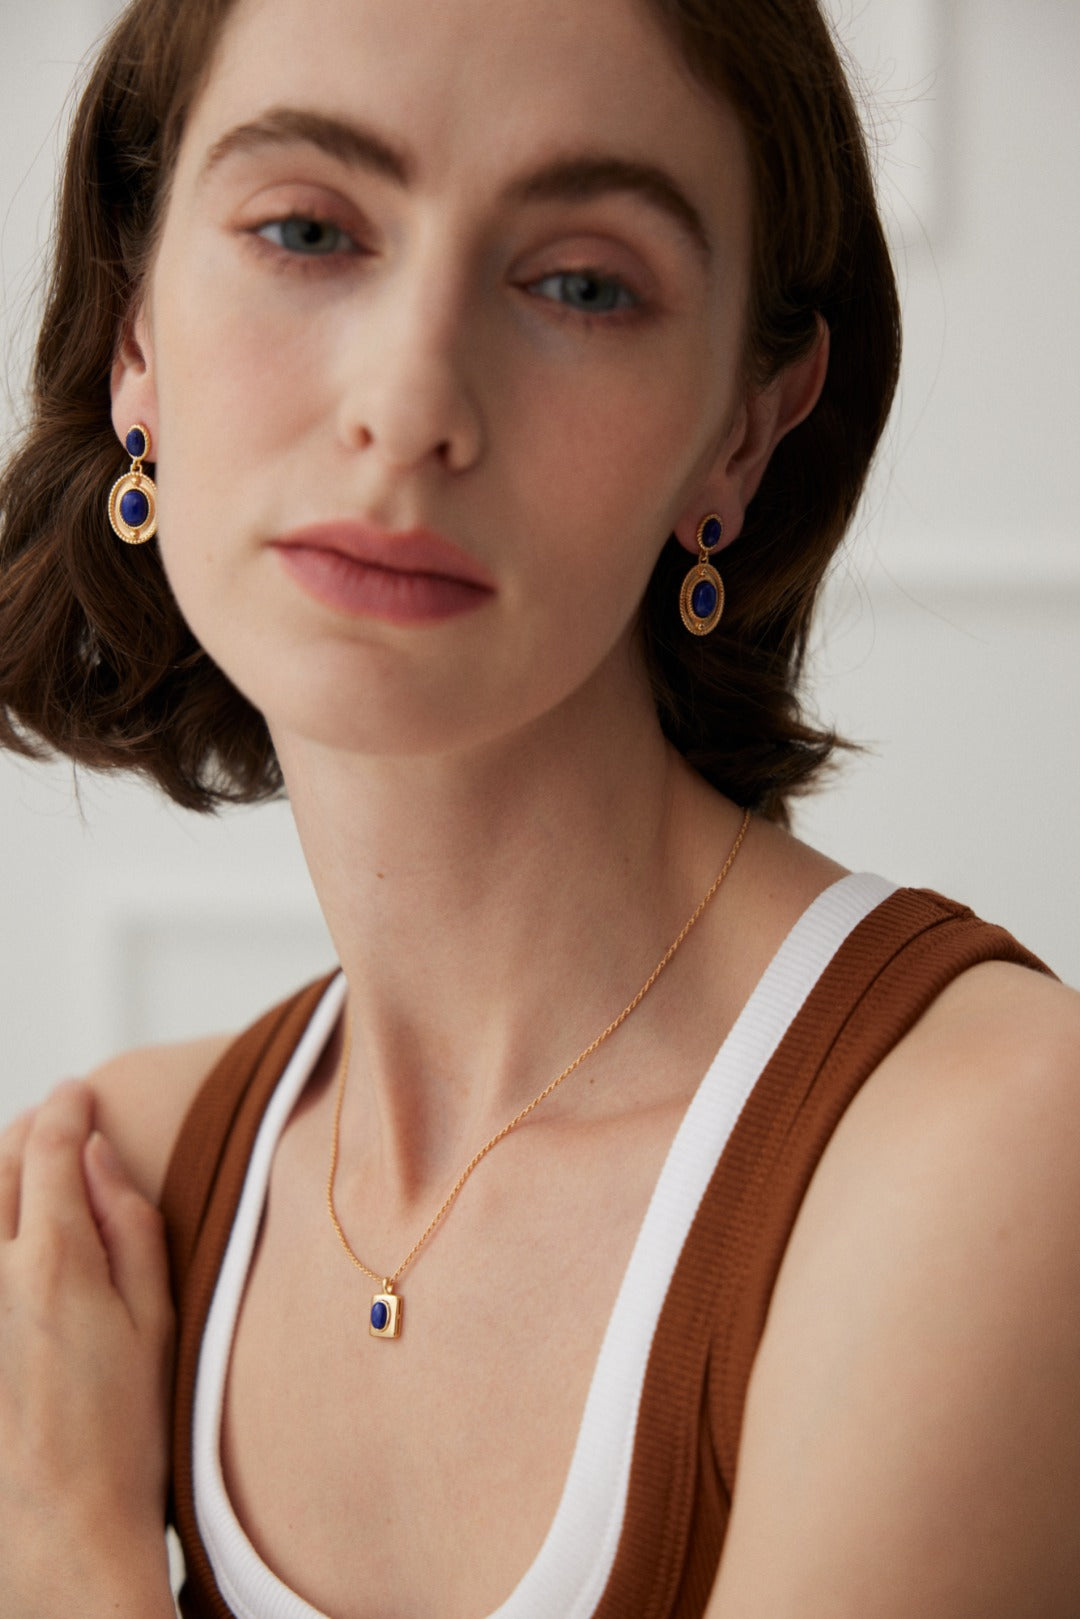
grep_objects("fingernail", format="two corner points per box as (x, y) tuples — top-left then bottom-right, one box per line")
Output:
(89, 1130), (122, 1177)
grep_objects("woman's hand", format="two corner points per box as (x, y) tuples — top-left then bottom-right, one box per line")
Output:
(0, 1082), (177, 1618)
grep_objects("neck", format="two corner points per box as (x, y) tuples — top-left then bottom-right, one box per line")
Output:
(274, 661), (741, 1208)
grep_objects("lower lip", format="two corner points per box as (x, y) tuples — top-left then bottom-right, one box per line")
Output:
(273, 544), (493, 623)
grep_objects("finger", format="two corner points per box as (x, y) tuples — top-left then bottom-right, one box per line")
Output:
(83, 1131), (174, 1341)
(0, 1110), (36, 1242)
(17, 1081), (98, 1245)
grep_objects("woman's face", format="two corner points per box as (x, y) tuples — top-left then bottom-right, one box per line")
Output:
(115, 0), (758, 759)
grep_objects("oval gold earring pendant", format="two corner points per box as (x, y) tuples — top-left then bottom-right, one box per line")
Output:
(679, 562), (725, 635)
(108, 423), (158, 545)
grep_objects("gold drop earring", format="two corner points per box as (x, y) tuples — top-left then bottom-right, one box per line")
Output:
(679, 514), (725, 636)
(108, 424), (158, 545)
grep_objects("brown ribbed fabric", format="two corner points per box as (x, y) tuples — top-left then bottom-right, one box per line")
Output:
(160, 890), (1051, 1619)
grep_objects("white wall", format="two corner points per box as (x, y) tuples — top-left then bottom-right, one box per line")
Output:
(801, 0), (1080, 978)
(1, 0), (1077, 1127)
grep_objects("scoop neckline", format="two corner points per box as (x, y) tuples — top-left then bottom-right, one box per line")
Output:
(191, 870), (899, 1619)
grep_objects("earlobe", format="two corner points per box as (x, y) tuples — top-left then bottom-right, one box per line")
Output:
(774, 314), (830, 439)
(675, 316), (829, 553)
(729, 315), (830, 505)
(109, 304), (158, 451)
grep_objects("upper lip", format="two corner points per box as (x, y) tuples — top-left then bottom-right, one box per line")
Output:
(272, 521), (496, 590)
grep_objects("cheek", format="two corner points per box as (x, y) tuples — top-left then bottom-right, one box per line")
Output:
(155, 267), (329, 459)
(495, 282), (743, 551)
(146, 253), (339, 619)
(501, 338), (728, 603)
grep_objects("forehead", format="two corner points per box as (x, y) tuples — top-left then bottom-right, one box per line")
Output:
(179, 0), (748, 221)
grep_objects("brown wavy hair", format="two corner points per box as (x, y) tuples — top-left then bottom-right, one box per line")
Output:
(0, 0), (900, 819)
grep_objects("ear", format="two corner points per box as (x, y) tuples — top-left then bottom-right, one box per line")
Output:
(110, 302), (159, 453)
(674, 315), (829, 553)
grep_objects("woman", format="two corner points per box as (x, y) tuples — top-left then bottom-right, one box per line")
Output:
(0, 0), (1077, 1615)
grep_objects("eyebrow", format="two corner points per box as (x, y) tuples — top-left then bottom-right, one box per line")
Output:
(198, 107), (714, 266)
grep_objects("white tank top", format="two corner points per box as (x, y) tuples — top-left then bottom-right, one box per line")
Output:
(192, 872), (896, 1618)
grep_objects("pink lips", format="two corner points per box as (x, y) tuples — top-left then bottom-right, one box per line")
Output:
(271, 521), (496, 624)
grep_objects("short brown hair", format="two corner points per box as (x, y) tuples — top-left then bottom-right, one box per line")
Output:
(0, 0), (900, 818)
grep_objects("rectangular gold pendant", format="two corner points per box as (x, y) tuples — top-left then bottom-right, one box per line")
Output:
(369, 1291), (402, 1339)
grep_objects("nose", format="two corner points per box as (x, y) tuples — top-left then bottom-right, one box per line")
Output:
(335, 245), (487, 476)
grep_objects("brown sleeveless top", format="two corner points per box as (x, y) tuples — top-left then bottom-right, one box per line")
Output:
(161, 888), (1051, 1619)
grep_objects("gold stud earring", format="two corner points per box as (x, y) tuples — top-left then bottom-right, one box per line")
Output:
(679, 514), (725, 636)
(108, 424), (158, 545)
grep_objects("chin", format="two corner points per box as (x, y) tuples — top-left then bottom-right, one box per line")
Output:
(252, 662), (525, 765)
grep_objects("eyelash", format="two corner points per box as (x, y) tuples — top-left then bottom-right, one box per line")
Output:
(246, 214), (646, 327)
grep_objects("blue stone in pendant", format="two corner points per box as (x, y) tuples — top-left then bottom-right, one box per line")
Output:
(125, 426), (147, 459)
(119, 487), (150, 528)
(701, 516), (723, 549)
(692, 579), (718, 620)
(370, 1299), (390, 1332)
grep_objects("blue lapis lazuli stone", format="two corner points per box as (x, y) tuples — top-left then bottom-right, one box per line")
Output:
(371, 1300), (390, 1332)
(125, 426), (147, 459)
(119, 487), (150, 528)
(691, 579), (718, 620)
(701, 516), (723, 550)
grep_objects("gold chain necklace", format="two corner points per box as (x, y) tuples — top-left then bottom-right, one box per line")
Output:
(327, 805), (751, 1339)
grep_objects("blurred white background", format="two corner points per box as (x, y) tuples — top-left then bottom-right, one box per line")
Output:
(1, 0), (1077, 1126)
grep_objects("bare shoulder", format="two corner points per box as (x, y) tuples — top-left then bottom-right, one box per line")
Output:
(707, 961), (1080, 1616)
(86, 1030), (236, 1207)
(901, 951), (1080, 1058)
(792, 960), (1080, 1229)
(868, 956), (1080, 1141)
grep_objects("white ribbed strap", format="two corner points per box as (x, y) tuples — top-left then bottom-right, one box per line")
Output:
(193, 872), (897, 1619)
(194, 975), (347, 1619)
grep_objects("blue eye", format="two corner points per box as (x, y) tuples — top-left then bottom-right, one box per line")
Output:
(530, 270), (638, 317)
(256, 216), (354, 256)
